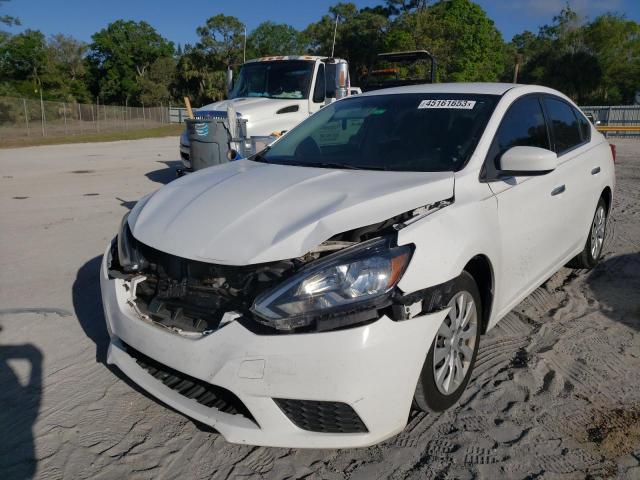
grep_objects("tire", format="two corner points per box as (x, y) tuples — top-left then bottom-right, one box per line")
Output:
(414, 271), (482, 412)
(567, 197), (607, 269)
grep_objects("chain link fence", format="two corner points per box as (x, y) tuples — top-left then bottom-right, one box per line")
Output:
(0, 96), (173, 140)
(3, 96), (638, 141)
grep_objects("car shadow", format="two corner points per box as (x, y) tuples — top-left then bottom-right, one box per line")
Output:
(72, 256), (109, 364)
(585, 252), (640, 332)
(0, 332), (43, 480)
(71, 255), (220, 435)
(115, 197), (137, 210)
(145, 160), (182, 185)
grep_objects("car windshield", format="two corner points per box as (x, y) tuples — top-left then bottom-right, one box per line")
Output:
(228, 60), (315, 100)
(258, 93), (499, 172)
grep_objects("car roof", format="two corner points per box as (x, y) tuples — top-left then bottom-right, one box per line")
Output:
(359, 82), (523, 97)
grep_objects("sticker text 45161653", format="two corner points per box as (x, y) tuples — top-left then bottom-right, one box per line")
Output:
(418, 99), (476, 109)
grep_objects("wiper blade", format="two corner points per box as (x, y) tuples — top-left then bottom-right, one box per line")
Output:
(308, 162), (388, 171)
(309, 162), (361, 170)
(355, 164), (389, 171)
(251, 146), (271, 163)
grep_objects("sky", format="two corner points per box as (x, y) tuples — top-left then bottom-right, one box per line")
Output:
(3, 0), (639, 46)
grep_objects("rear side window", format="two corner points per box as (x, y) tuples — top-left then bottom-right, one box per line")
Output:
(575, 108), (591, 142)
(544, 97), (583, 154)
(492, 96), (550, 166)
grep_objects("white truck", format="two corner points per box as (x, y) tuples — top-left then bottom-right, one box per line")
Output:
(179, 55), (353, 170)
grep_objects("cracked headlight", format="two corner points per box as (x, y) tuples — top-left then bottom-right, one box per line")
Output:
(251, 237), (412, 331)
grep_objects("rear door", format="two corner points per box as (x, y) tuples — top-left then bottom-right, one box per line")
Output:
(541, 96), (597, 252)
(487, 95), (570, 315)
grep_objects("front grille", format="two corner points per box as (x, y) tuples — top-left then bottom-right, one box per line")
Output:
(274, 398), (368, 433)
(123, 342), (257, 425)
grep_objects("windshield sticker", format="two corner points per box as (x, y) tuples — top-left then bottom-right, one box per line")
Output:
(418, 99), (476, 109)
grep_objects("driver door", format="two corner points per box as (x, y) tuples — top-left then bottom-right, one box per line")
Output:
(488, 95), (569, 316)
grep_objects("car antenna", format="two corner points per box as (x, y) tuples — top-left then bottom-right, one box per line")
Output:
(331, 15), (339, 57)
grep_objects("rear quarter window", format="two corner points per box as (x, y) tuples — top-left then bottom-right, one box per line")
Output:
(575, 108), (592, 142)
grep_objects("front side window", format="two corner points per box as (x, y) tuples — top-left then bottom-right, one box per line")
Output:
(258, 93), (498, 172)
(313, 64), (326, 104)
(494, 96), (550, 159)
(229, 61), (314, 100)
(544, 97), (583, 154)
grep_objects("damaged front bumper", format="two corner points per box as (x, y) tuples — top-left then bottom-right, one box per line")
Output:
(100, 244), (446, 448)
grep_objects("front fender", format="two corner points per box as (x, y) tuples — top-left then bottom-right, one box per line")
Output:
(396, 192), (500, 326)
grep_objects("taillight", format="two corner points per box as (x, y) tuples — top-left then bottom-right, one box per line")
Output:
(609, 143), (616, 163)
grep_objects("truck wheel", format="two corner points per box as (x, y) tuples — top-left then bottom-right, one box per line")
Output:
(414, 272), (481, 412)
(567, 197), (607, 269)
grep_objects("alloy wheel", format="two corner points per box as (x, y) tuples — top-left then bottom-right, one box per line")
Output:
(432, 291), (478, 396)
(590, 205), (606, 260)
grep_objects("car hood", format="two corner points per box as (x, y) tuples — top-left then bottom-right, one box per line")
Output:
(129, 160), (454, 265)
(198, 97), (305, 120)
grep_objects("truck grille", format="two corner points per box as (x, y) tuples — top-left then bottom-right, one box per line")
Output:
(274, 398), (368, 433)
(123, 342), (257, 425)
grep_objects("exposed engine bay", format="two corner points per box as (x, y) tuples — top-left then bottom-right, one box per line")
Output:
(108, 199), (453, 336)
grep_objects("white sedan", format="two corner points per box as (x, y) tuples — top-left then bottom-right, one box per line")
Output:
(101, 82), (615, 448)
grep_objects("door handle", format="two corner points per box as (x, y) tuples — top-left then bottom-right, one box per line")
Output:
(551, 185), (566, 196)
(591, 166), (601, 175)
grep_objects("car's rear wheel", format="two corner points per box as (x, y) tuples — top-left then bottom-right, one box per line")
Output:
(414, 272), (481, 412)
(567, 197), (607, 269)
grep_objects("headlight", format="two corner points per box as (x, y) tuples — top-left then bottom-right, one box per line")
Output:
(251, 237), (413, 331)
(117, 212), (147, 272)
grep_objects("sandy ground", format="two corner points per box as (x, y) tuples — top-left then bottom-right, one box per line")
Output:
(0, 137), (639, 479)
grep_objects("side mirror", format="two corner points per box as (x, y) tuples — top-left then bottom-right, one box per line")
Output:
(499, 146), (557, 176)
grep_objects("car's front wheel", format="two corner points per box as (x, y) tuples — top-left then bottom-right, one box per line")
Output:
(414, 272), (482, 412)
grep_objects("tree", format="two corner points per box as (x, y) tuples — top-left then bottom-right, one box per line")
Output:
(87, 20), (174, 104)
(247, 22), (304, 58)
(304, 3), (390, 83)
(42, 34), (91, 101)
(0, 0), (19, 29)
(384, 0), (429, 15)
(392, 0), (509, 82)
(139, 56), (176, 105)
(512, 7), (638, 103)
(583, 14), (640, 103)
(174, 15), (244, 104)
(0, 29), (93, 101)
(174, 46), (227, 105)
(0, 29), (47, 86)
(195, 14), (244, 67)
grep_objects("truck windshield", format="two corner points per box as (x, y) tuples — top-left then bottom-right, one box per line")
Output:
(229, 60), (315, 100)
(258, 93), (499, 172)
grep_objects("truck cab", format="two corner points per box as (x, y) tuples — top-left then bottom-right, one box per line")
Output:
(179, 56), (352, 169)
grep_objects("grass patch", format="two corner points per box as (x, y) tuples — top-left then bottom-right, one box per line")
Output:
(0, 124), (184, 148)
